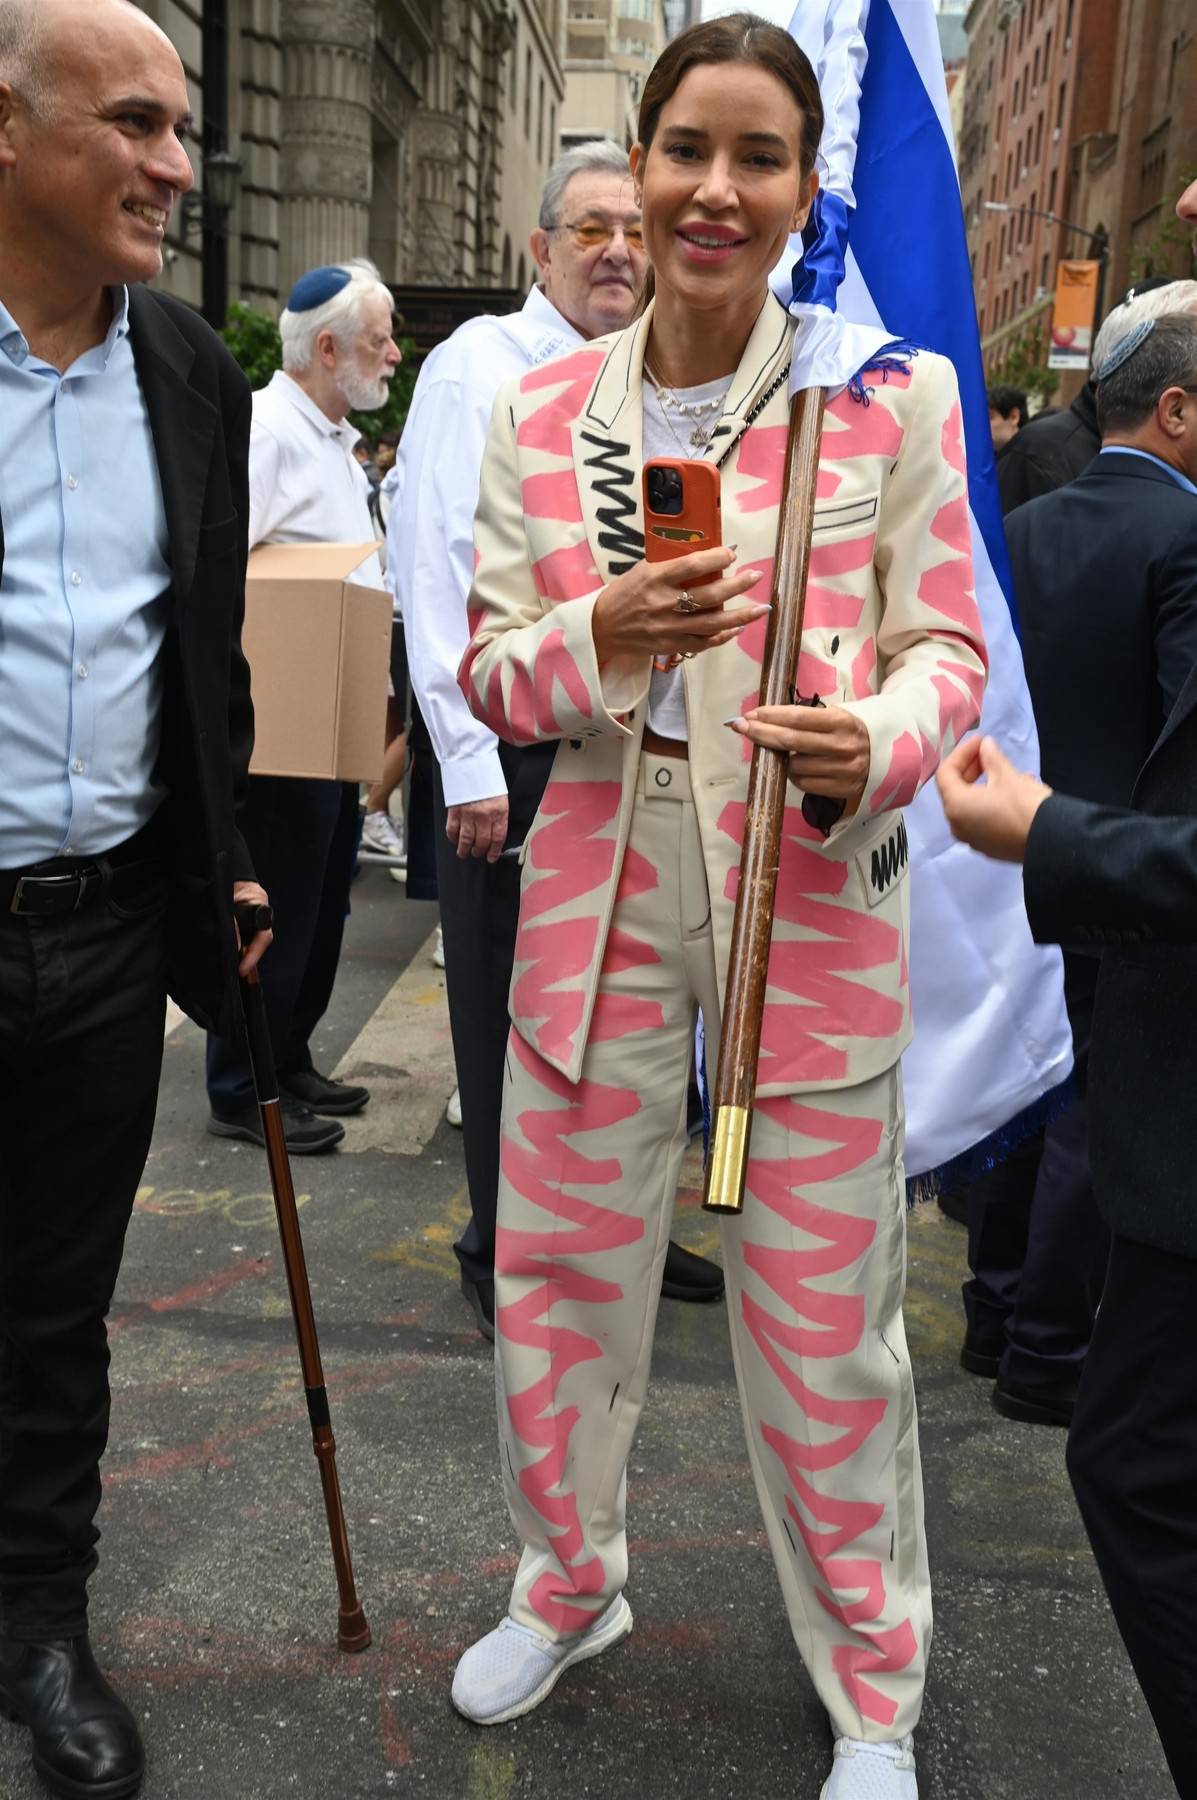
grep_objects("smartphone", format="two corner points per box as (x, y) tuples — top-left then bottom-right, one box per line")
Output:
(642, 459), (722, 585)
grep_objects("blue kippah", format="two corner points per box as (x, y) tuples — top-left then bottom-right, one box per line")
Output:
(286, 265), (352, 313)
(1094, 317), (1155, 382)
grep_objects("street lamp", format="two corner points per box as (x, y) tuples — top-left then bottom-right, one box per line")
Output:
(983, 198), (1109, 322)
(180, 149), (243, 329)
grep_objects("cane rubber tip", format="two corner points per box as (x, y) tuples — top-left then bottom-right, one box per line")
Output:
(337, 1607), (372, 1653)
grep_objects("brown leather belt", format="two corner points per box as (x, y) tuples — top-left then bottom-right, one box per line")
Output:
(641, 726), (689, 760)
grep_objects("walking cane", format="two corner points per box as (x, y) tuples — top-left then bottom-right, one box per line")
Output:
(235, 902), (371, 1652)
(703, 386), (835, 1217)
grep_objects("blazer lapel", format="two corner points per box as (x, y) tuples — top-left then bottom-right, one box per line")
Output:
(705, 293), (794, 471)
(128, 287), (217, 607)
(571, 310), (650, 588)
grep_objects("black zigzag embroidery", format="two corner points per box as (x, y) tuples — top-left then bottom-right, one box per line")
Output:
(580, 430), (644, 574)
(870, 818), (909, 895)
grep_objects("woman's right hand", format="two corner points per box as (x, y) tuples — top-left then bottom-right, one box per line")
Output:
(591, 546), (769, 664)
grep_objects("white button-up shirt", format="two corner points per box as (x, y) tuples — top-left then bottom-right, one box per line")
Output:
(389, 287), (582, 806)
(248, 371), (382, 583)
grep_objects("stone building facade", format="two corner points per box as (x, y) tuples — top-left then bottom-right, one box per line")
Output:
(136, 0), (566, 321)
(560, 0), (668, 152)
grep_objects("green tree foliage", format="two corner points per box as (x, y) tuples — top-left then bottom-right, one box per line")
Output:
(993, 323), (1060, 408)
(219, 301), (421, 443)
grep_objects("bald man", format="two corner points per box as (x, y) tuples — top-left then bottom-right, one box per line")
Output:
(0, 3), (269, 1792)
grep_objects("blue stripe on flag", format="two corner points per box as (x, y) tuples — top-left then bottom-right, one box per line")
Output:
(849, 0), (1015, 619)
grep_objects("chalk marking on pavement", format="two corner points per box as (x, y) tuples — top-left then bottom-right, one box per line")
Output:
(332, 925), (457, 1156)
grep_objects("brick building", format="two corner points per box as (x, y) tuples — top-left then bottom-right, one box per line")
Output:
(960, 0), (1196, 398)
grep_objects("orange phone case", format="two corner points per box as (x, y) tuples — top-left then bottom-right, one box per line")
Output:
(642, 459), (722, 585)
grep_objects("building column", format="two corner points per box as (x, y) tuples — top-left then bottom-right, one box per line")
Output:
(278, 0), (374, 294)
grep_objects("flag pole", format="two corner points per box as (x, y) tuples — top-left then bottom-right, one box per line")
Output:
(703, 384), (828, 1215)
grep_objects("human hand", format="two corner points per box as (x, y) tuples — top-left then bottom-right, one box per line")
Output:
(726, 701), (871, 816)
(232, 879), (273, 975)
(446, 795), (509, 862)
(936, 736), (1052, 863)
(591, 545), (769, 664)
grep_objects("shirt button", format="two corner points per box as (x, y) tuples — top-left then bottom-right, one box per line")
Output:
(70, 570), (82, 586)
(77, 663), (89, 679)
(72, 758), (85, 774)
(67, 475), (79, 490)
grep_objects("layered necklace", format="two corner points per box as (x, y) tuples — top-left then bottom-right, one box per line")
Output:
(643, 359), (729, 451)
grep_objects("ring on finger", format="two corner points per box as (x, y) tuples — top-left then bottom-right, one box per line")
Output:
(674, 590), (702, 615)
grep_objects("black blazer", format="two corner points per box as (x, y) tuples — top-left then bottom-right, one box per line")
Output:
(1023, 657), (1197, 1260)
(1006, 449), (1197, 1042)
(996, 381), (1100, 514)
(0, 288), (256, 1037)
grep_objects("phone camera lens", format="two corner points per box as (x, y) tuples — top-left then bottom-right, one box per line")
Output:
(647, 465), (684, 516)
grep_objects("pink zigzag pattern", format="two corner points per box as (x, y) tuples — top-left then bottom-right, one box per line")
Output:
(741, 1095), (919, 1726)
(497, 1030), (645, 1635)
(513, 780), (621, 1065)
(516, 348), (605, 457)
(718, 803), (903, 1083)
(481, 624), (594, 743)
(588, 844), (665, 1043)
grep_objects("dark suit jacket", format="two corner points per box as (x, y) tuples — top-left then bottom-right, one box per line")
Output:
(1006, 450), (1197, 1042)
(0, 287), (255, 1037)
(1023, 657), (1197, 1259)
(996, 381), (1099, 514)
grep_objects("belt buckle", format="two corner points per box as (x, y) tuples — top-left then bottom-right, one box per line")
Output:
(8, 872), (88, 916)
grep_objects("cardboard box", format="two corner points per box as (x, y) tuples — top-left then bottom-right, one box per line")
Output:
(243, 542), (391, 781)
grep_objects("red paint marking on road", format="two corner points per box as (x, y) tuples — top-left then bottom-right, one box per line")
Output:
(627, 1530), (769, 1558)
(478, 1551), (520, 1579)
(109, 1257), (273, 1337)
(107, 1355), (422, 1487)
(112, 1347), (291, 1403)
(628, 1464), (753, 1500)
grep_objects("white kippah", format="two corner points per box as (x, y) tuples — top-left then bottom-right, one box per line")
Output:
(1094, 317), (1155, 382)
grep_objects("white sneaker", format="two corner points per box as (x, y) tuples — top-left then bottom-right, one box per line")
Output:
(432, 924), (446, 969)
(451, 1595), (632, 1725)
(446, 1086), (462, 1128)
(821, 1735), (918, 1800)
(360, 809), (406, 863)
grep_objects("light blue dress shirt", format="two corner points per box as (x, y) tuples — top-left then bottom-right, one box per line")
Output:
(1097, 445), (1197, 497)
(0, 287), (172, 868)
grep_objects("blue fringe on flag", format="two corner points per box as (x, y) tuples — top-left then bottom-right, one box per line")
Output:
(904, 1074), (1076, 1207)
(847, 340), (922, 406)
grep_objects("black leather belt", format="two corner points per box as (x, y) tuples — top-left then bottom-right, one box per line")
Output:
(1, 818), (167, 918)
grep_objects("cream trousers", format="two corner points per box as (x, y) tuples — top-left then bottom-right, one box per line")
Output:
(493, 751), (932, 1739)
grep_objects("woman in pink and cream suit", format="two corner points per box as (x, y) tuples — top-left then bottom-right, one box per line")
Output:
(450, 16), (985, 1797)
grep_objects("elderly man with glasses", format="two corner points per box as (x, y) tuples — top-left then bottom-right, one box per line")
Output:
(392, 140), (723, 1342)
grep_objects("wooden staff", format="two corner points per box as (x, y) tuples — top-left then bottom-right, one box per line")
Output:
(703, 386), (828, 1216)
(236, 904), (371, 1652)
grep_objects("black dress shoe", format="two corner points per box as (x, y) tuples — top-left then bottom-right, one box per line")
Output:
(661, 1240), (724, 1303)
(461, 1276), (496, 1342)
(280, 1067), (370, 1116)
(0, 1635), (144, 1799)
(207, 1095), (345, 1154)
(992, 1373), (1078, 1428)
(960, 1335), (1002, 1379)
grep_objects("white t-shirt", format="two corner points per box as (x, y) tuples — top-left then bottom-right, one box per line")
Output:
(642, 372), (734, 740)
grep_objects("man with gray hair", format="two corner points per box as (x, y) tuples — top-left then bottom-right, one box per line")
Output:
(206, 260), (403, 1152)
(392, 140), (723, 1340)
(959, 312), (1197, 1431)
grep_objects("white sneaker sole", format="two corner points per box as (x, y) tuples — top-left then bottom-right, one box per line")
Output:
(454, 1596), (633, 1726)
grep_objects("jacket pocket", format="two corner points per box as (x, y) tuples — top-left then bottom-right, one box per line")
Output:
(811, 491), (880, 541)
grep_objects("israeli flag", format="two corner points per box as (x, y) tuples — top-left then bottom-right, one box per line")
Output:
(779, 0), (1074, 1183)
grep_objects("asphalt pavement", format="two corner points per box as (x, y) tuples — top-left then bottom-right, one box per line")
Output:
(0, 865), (1172, 1800)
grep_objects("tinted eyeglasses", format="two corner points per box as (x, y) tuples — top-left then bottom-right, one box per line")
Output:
(546, 219), (645, 252)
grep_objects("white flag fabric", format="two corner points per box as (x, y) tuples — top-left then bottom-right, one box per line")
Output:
(776, 0), (1073, 1181)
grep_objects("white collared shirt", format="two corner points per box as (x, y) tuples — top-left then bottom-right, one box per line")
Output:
(248, 371), (382, 583)
(389, 287), (582, 806)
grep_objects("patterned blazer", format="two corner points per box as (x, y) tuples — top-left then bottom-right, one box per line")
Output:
(460, 294), (987, 1093)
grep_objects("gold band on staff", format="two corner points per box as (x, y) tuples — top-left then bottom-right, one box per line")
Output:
(702, 386), (828, 1217)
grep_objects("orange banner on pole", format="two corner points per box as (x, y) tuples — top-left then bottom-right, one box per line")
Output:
(1048, 260), (1100, 369)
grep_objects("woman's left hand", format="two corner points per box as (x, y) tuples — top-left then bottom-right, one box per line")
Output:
(727, 703), (871, 816)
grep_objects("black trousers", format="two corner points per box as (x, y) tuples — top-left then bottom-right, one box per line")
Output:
(434, 741), (556, 1286)
(962, 1061), (1108, 1387)
(404, 697), (439, 904)
(1067, 1234), (1197, 1799)
(206, 775), (359, 1109)
(0, 861), (169, 1637)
